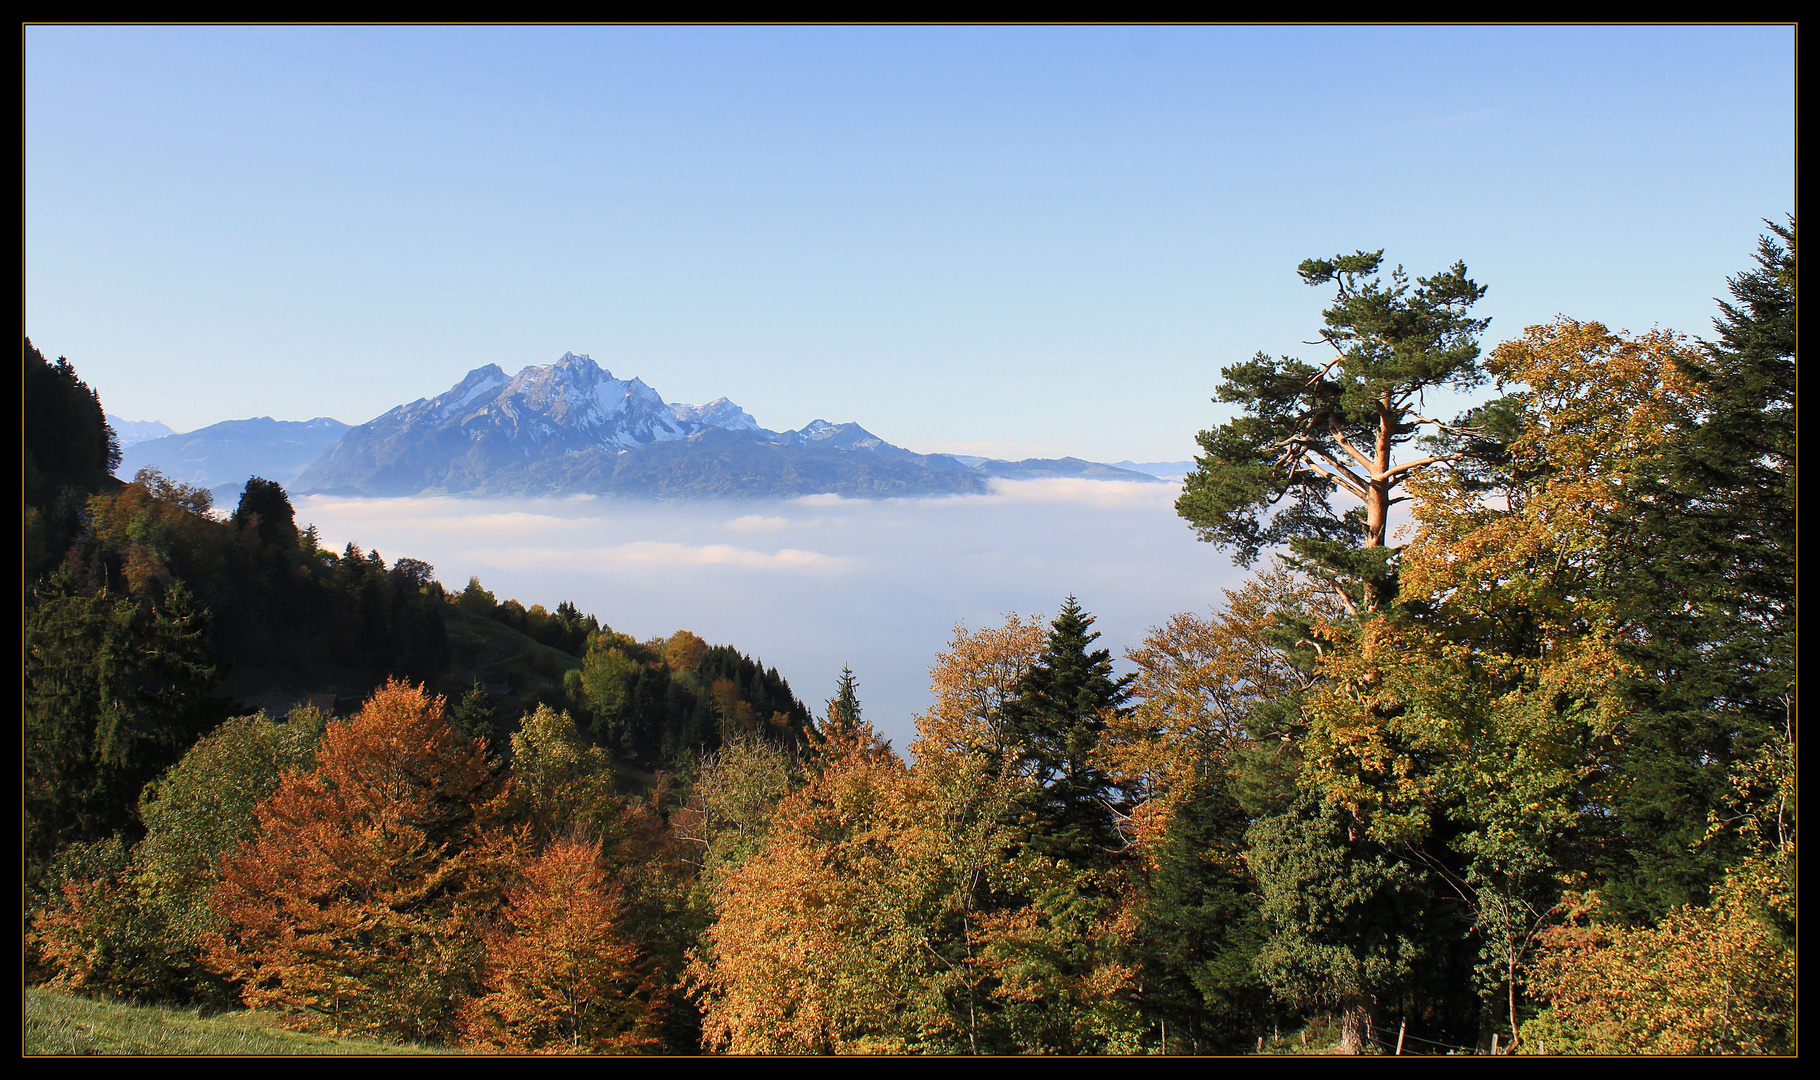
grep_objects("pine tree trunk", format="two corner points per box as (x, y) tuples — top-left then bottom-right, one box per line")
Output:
(1337, 996), (1376, 1054)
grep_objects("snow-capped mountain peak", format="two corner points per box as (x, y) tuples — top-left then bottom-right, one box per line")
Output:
(671, 396), (761, 432)
(431, 364), (509, 419)
(277, 351), (1167, 499)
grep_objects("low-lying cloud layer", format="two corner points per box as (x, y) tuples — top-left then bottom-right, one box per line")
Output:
(296, 479), (1248, 750)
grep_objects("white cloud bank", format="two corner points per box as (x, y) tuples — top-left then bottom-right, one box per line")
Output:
(294, 479), (1246, 750)
(461, 541), (860, 575)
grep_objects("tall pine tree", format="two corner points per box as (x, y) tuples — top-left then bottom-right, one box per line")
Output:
(1176, 252), (1488, 613)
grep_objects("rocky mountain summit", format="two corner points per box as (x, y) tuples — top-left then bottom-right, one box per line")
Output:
(132, 353), (1160, 500)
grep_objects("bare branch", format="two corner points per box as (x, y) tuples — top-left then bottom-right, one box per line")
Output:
(1268, 429), (1373, 493)
(1303, 351), (1347, 386)
(1382, 452), (1463, 482)
(1405, 411), (1485, 437)
(1325, 420), (1380, 475)
(1293, 458), (1370, 501)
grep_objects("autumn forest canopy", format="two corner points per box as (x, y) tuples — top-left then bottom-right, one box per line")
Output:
(23, 218), (1794, 1055)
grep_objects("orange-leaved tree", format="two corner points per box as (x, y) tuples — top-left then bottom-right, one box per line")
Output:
(202, 679), (512, 1043)
(1102, 567), (1332, 858)
(459, 836), (666, 1054)
(1520, 856), (1794, 1054)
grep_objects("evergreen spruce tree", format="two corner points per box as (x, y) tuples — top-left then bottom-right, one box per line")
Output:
(24, 339), (120, 508)
(829, 666), (863, 734)
(1246, 795), (1449, 1054)
(1134, 774), (1269, 1053)
(24, 340), (123, 580)
(1001, 598), (1133, 867)
(811, 665), (892, 764)
(25, 572), (224, 878)
(1599, 217), (1797, 920)
(451, 680), (499, 742)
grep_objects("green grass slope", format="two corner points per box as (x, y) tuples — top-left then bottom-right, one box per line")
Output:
(24, 988), (452, 1056)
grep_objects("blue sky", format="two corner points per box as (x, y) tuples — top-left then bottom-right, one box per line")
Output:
(26, 25), (1794, 463)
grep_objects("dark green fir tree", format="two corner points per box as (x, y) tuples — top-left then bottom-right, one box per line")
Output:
(824, 665), (864, 737)
(1134, 773), (1270, 1053)
(1598, 217), (1797, 921)
(1002, 597), (1133, 868)
(24, 571), (225, 880)
(24, 340), (123, 581)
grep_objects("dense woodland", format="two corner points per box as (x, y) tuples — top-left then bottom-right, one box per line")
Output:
(23, 220), (1794, 1054)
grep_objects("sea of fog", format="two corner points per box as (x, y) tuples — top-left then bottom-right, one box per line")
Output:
(295, 478), (1252, 751)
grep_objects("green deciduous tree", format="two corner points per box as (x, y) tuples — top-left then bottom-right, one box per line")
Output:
(508, 703), (628, 848)
(132, 707), (328, 995)
(232, 476), (301, 550)
(28, 707), (328, 1004)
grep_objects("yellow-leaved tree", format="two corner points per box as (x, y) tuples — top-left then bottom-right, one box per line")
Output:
(1284, 319), (1732, 1047)
(690, 721), (961, 1054)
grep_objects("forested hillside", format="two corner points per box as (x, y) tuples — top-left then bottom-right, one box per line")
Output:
(23, 221), (1794, 1054)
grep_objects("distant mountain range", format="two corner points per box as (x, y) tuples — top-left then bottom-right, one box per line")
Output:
(117, 353), (1173, 500)
(108, 416), (177, 447)
(120, 417), (352, 501)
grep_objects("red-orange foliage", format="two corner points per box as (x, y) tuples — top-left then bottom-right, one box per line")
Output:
(202, 679), (512, 1043)
(459, 837), (665, 1054)
(1102, 568), (1330, 864)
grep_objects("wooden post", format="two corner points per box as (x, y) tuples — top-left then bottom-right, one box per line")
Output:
(1491, 1033), (1501, 1056)
(1395, 1019), (1406, 1056)
(1258, 1035), (1265, 1053)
